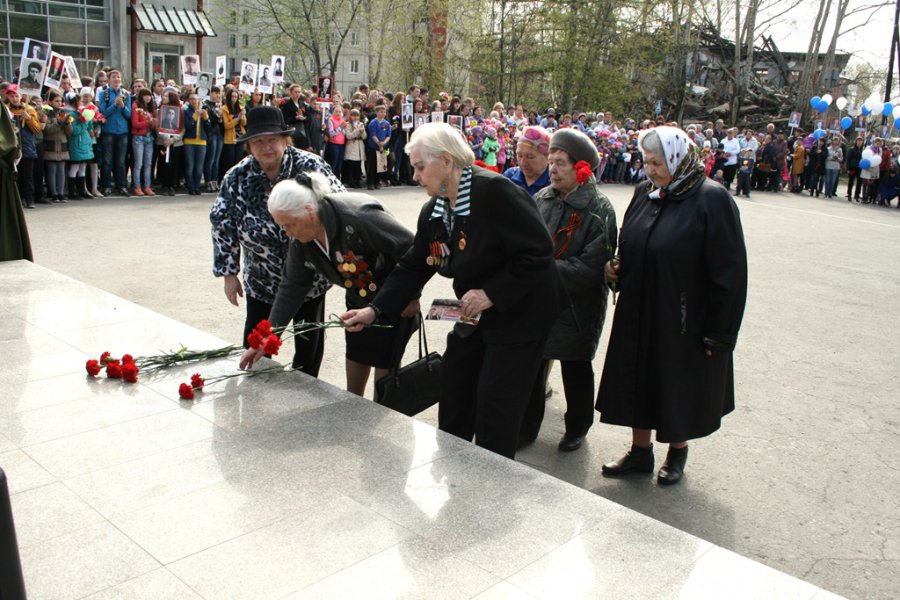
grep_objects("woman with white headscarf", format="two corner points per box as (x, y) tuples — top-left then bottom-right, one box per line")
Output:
(596, 126), (748, 486)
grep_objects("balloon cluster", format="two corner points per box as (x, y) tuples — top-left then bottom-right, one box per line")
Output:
(858, 147), (882, 171)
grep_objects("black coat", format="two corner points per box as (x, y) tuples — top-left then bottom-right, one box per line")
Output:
(596, 177), (747, 443)
(535, 180), (617, 360)
(270, 193), (414, 326)
(374, 167), (559, 344)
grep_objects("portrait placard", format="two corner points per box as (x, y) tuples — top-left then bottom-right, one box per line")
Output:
(215, 56), (227, 86)
(181, 54), (200, 84)
(238, 61), (257, 94)
(196, 72), (213, 99)
(271, 55), (285, 83)
(316, 75), (333, 102)
(44, 52), (67, 89)
(158, 104), (183, 134)
(401, 103), (413, 130)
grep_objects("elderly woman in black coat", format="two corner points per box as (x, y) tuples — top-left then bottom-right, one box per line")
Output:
(598, 126), (747, 485)
(519, 129), (617, 452)
(342, 122), (559, 459)
(239, 171), (419, 397)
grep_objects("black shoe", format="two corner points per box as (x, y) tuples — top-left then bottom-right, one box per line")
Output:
(367, 184), (375, 190)
(657, 445), (688, 485)
(602, 443), (654, 477)
(102, 188), (113, 197)
(35, 197), (52, 205)
(558, 434), (584, 452)
(117, 187), (130, 197)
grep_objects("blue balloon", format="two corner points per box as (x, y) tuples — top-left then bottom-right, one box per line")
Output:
(816, 99), (829, 113)
(841, 116), (853, 130)
(862, 106), (871, 116)
(884, 102), (894, 117)
(860, 159), (871, 169)
(814, 129), (826, 140)
(810, 96), (821, 108)
(895, 117), (900, 129)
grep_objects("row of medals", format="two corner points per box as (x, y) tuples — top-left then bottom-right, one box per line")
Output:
(339, 260), (377, 297)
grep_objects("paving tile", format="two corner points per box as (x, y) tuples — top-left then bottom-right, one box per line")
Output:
(10, 481), (105, 548)
(167, 495), (411, 599)
(0, 449), (57, 494)
(24, 409), (213, 479)
(658, 546), (826, 600)
(506, 509), (714, 599)
(286, 536), (499, 600)
(0, 386), (175, 447)
(19, 521), (159, 600)
(84, 568), (202, 599)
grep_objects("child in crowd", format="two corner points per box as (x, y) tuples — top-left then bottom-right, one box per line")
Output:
(496, 126), (508, 173)
(64, 91), (94, 199)
(736, 148), (755, 197)
(469, 125), (484, 160)
(481, 126), (500, 171)
(628, 158), (646, 184)
(712, 169), (727, 186)
(341, 108), (366, 188)
(42, 90), (73, 203)
(80, 87), (104, 197)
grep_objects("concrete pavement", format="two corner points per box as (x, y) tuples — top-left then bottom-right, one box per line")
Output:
(20, 181), (900, 599)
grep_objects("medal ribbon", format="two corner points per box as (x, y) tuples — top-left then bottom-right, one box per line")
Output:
(552, 212), (583, 259)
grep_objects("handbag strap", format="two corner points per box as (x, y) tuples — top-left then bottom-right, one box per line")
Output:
(417, 312), (429, 359)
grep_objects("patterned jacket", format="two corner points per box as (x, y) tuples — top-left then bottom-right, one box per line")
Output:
(210, 146), (345, 304)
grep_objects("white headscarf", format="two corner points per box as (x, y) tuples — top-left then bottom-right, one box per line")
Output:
(638, 126), (705, 200)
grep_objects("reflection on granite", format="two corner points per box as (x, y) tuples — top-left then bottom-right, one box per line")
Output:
(0, 261), (842, 599)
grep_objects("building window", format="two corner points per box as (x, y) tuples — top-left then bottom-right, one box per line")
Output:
(242, 10), (249, 25)
(242, 34), (248, 47)
(349, 58), (359, 74)
(228, 34), (236, 49)
(229, 9), (236, 25)
(350, 31), (359, 46)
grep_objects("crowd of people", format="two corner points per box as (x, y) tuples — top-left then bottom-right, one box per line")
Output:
(1, 64), (897, 209)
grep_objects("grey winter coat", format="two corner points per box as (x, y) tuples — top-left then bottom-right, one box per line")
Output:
(534, 179), (617, 360)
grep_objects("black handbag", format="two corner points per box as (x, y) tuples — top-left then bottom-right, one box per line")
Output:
(374, 313), (442, 416)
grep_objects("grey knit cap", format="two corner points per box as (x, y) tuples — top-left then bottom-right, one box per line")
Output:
(549, 128), (600, 171)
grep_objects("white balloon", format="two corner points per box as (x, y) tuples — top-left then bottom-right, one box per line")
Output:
(864, 98), (876, 112)
(862, 148), (875, 160)
(873, 101), (885, 115)
(848, 105), (859, 117)
(870, 155), (882, 168)
(893, 105), (900, 119)
(835, 97), (847, 111)
(822, 94), (833, 105)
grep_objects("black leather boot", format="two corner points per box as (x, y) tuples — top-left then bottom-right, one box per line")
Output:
(602, 443), (654, 477)
(657, 445), (688, 486)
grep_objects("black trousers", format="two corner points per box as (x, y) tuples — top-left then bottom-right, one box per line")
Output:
(521, 359), (595, 441)
(847, 170), (861, 199)
(722, 164), (737, 189)
(15, 157), (35, 202)
(244, 294), (325, 376)
(439, 327), (546, 459)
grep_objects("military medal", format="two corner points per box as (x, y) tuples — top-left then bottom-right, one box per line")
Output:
(368, 283), (377, 292)
(344, 280), (353, 288)
(359, 289), (367, 298)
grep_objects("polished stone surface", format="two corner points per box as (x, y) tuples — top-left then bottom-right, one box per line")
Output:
(0, 260), (842, 599)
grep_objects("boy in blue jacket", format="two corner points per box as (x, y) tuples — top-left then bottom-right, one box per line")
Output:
(96, 70), (131, 196)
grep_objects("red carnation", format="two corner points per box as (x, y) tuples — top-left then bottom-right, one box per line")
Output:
(122, 362), (139, 383)
(178, 382), (195, 400)
(121, 354), (135, 364)
(106, 360), (123, 379)
(247, 330), (263, 349)
(255, 319), (273, 337)
(262, 334), (282, 355)
(85, 359), (102, 377)
(190, 373), (205, 389)
(575, 160), (593, 185)
(99, 351), (112, 364)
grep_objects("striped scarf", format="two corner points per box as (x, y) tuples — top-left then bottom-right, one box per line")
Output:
(430, 166), (472, 236)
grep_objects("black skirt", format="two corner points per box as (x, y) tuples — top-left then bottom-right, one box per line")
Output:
(345, 314), (418, 369)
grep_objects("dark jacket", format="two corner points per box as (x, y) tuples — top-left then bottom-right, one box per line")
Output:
(270, 192), (414, 327)
(597, 177), (747, 443)
(535, 180), (617, 360)
(808, 145), (827, 175)
(374, 167), (559, 344)
(282, 99), (309, 149)
(846, 144), (863, 172)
